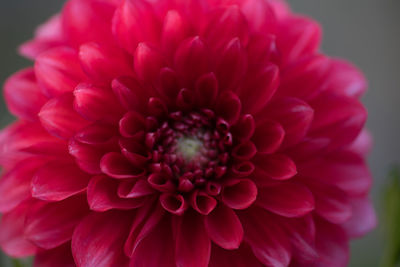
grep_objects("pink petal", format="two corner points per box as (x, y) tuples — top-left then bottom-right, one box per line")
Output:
(252, 153), (297, 181)
(75, 122), (117, 145)
(119, 111), (146, 138)
(32, 161), (90, 201)
(209, 243), (263, 267)
(174, 36), (209, 86)
(74, 83), (124, 123)
(25, 195), (88, 249)
(112, 0), (160, 54)
(79, 42), (133, 84)
(260, 97), (314, 147)
(112, 76), (149, 112)
(216, 91), (242, 125)
(161, 10), (187, 57)
(231, 114), (255, 141)
(34, 243), (75, 267)
(348, 130), (373, 156)
(195, 73), (219, 108)
(175, 210), (211, 267)
(216, 38), (247, 91)
(256, 181), (314, 217)
(239, 63), (279, 114)
(222, 179), (257, 210)
(62, 0), (117, 47)
(147, 173), (175, 192)
(34, 47), (85, 97)
(0, 158), (45, 212)
(118, 180), (155, 199)
(4, 68), (48, 121)
(87, 175), (147, 212)
(240, 207), (292, 267)
(72, 211), (132, 267)
(312, 218), (349, 267)
(134, 43), (163, 83)
(232, 141), (257, 161)
(160, 193), (188, 215)
(0, 201), (38, 257)
(277, 15), (321, 64)
(39, 94), (89, 140)
(204, 204), (243, 250)
(130, 215), (176, 267)
(191, 191), (217, 215)
(100, 152), (145, 179)
(252, 119), (285, 154)
(342, 197), (377, 238)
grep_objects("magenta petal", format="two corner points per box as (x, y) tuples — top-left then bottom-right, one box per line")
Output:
(232, 141), (257, 161)
(130, 215), (176, 267)
(160, 193), (188, 215)
(257, 181), (315, 217)
(216, 91), (242, 125)
(72, 211), (132, 267)
(119, 111), (146, 138)
(34, 243), (75, 267)
(252, 119), (285, 154)
(209, 243), (263, 267)
(175, 210), (211, 267)
(112, 76), (149, 112)
(222, 179), (257, 210)
(34, 47), (85, 97)
(0, 201), (37, 257)
(74, 83), (124, 123)
(240, 208), (291, 267)
(195, 73), (219, 108)
(134, 43), (163, 83)
(231, 114), (255, 141)
(253, 153), (297, 181)
(4, 68), (48, 121)
(205, 204), (243, 250)
(239, 63), (279, 114)
(75, 122), (116, 145)
(112, 0), (160, 53)
(32, 161), (90, 201)
(161, 10), (186, 58)
(118, 180), (155, 199)
(25, 195), (88, 249)
(79, 42), (132, 84)
(100, 152), (145, 179)
(342, 197), (377, 238)
(0, 158), (44, 213)
(191, 191), (217, 215)
(87, 175), (146, 212)
(39, 94), (89, 140)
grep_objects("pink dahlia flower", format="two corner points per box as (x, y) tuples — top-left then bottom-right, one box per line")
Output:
(0, 0), (376, 266)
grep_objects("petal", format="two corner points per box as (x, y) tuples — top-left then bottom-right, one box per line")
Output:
(222, 179), (257, 210)
(134, 43), (163, 83)
(160, 193), (188, 215)
(209, 243), (263, 267)
(191, 191), (217, 215)
(232, 141), (257, 161)
(216, 91), (242, 125)
(277, 15), (322, 64)
(72, 211), (132, 267)
(39, 94), (89, 140)
(34, 243), (75, 267)
(204, 204), (243, 250)
(195, 73), (219, 108)
(79, 42), (133, 84)
(161, 10), (187, 57)
(239, 64), (279, 114)
(32, 161), (90, 201)
(252, 153), (297, 181)
(240, 207), (291, 267)
(259, 97), (314, 147)
(87, 175), (147, 212)
(231, 114), (255, 141)
(112, 76), (149, 112)
(216, 38), (247, 91)
(62, 0), (117, 47)
(0, 201), (38, 257)
(35, 47), (85, 97)
(256, 181), (315, 217)
(118, 179), (155, 199)
(74, 83), (124, 123)
(342, 197), (377, 238)
(0, 158), (45, 212)
(252, 119), (285, 154)
(174, 36), (209, 86)
(4, 68), (48, 121)
(25, 195), (89, 249)
(100, 152), (145, 179)
(119, 111), (146, 138)
(175, 210), (211, 267)
(130, 215), (176, 267)
(75, 122), (117, 145)
(112, 0), (160, 54)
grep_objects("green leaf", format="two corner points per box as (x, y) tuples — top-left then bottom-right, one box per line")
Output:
(381, 167), (400, 267)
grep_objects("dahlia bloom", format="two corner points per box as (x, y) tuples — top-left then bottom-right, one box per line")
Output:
(0, 0), (376, 266)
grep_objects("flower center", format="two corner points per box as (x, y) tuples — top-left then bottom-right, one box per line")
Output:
(176, 136), (203, 163)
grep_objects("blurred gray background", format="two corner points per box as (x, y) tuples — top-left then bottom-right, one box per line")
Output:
(0, 0), (399, 266)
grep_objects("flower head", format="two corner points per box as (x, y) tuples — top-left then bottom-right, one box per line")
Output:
(0, 0), (376, 266)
